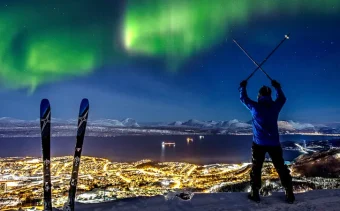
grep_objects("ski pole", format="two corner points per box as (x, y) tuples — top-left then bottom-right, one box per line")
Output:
(233, 39), (273, 81)
(238, 33), (290, 81)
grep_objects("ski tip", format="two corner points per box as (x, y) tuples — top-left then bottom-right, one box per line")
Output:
(79, 98), (89, 116)
(40, 99), (50, 118)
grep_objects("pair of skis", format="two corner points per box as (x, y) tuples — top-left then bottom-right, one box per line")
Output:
(40, 98), (89, 211)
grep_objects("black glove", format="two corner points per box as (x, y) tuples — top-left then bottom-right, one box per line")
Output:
(240, 80), (247, 88)
(271, 80), (281, 88)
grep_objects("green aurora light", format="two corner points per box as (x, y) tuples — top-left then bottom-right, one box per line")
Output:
(0, 0), (338, 91)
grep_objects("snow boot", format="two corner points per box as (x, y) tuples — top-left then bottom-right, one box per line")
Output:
(248, 188), (260, 203)
(285, 188), (295, 204)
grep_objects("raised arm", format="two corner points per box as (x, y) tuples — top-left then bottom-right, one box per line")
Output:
(272, 80), (286, 111)
(239, 80), (257, 111)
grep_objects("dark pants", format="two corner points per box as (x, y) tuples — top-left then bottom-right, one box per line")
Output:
(250, 142), (293, 190)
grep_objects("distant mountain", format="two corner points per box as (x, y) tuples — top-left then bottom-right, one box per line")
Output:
(0, 117), (339, 135)
(0, 117), (37, 127)
(90, 119), (124, 127)
(278, 120), (316, 133)
(169, 119), (251, 129)
(0, 117), (140, 128)
(87, 118), (139, 127)
(164, 119), (340, 135)
(121, 118), (140, 127)
(0, 117), (26, 123)
(216, 119), (251, 129)
(182, 119), (215, 128)
(169, 121), (183, 126)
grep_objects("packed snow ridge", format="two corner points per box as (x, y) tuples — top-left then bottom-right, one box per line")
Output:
(53, 189), (340, 211)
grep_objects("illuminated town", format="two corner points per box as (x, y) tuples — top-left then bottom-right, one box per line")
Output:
(0, 153), (339, 210)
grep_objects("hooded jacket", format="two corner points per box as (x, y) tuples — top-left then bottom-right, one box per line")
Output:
(239, 86), (286, 146)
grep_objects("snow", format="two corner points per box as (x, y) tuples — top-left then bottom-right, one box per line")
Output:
(169, 121), (184, 126)
(0, 117), (339, 137)
(0, 117), (26, 123)
(278, 121), (295, 131)
(90, 119), (124, 127)
(278, 121), (316, 131)
(121, 118), (140, 127)
(179, 119), (253, 129)
(53, 189), (340, 211)
(83, 118), (140, 127)
(288, 121), (315, 130)
(182, 119), (215, 128)
(0, 117), (334, 132)
(176, 119), (316, 132)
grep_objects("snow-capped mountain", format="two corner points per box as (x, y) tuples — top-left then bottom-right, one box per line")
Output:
(165, 119), (340, 134)
(278, 120), (316, 133)
(88, 118), (139, 127)
(0, 117), (140, 128)
(0, 117), (37, 126)
(216, 119), (252, 129)
(0, 117), (26, 124)
(168, 121), (183, 126)
(178, 119), (252, 129)
(90, 119), (124, 127)
(182, 119), (216, 128)
(171, 119), (252, 129)
(0, 117), (339, 136)
(121, 118), (140, 127)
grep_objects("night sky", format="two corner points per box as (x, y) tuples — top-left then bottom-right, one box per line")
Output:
(0, 0), (339, 123)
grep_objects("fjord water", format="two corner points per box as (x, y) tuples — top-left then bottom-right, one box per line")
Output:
(0, 135), (337, 164)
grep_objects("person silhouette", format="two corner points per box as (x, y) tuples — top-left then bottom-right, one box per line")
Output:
(239, 79), (295, 203)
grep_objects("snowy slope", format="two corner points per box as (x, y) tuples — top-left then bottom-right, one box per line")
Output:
(54, 189), (340, 211)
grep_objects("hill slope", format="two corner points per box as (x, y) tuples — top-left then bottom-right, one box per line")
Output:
(56, 189), (340, 211)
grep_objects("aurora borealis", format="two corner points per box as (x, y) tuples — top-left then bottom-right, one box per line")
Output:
(0, 0), (118, 91)
(0, 0), (339, 122)
(123, 0), (249, 69)
(123, 0), (339, 69)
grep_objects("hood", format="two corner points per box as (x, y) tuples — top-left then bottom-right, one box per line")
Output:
(258, 96), (273, 104)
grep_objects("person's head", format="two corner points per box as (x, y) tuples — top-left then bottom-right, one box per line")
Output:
(258, 85), (272, 99)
